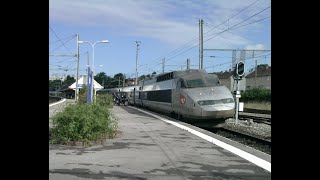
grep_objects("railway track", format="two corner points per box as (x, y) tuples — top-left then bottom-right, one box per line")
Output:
(221, 126), (271, 143)
(239, 112), (271, 125)
(206, 111), (271, 155)
(216, 128), (271, 155)
(243, 108), (271, 115)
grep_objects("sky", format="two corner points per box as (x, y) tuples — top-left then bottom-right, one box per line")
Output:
(49, 0), (271, 80)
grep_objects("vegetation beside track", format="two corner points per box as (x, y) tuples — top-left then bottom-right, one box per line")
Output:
(50, 86), (118, 146)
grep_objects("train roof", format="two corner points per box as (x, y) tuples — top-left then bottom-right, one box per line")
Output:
(153, 69), (208, 82)
(98, 85), (140, 93)
(142, 69), (211, 85)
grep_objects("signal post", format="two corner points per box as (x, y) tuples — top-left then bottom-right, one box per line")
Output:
(234, 61), (245, 124)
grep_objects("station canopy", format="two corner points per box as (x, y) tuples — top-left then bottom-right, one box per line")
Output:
(69, 75), (103, 91)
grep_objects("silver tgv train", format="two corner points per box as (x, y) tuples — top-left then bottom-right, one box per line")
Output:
(99, 69), (235, 127)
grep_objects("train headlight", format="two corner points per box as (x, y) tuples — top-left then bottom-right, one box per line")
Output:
(198, 101), (205, 106)
(222, 98), (234, 103)
(197, 100), (215, 106)
(197, 98), (234, 106)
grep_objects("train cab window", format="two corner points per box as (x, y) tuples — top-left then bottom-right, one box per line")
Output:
(195, 74), (220, 87)
(185, 79), (205, 88)
(205, 76), (219, 86)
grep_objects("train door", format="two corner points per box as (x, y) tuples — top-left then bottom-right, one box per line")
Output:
(133, 88), (136, 105)
(173, 78), (185, 119)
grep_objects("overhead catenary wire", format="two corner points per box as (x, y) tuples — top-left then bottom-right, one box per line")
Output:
(148, 0), (264, 68)
(49, 34), (77, 45)
(49, 36), (77, 54)
(148, 6), (270, 73)
(49, 25), (75, 54)
(203, 53), (271, 71)
(203, 6), (270, 45)
(203, 0), (261, 35)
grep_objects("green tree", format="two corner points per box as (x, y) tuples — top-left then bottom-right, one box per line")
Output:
(114, 73), (124, 80)
(113, 73), (125, 87)
(103, 76), (114, 88)
(62, 75), (75, 87)
(49, 79), (62, 91)
(94, 72), (109, 88)
(138, 75), (146, 81)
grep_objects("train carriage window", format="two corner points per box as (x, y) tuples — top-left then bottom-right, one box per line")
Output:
(181, 80), (186, 88)
(177, 80), (181, 89)
(176, 79), (186, 89)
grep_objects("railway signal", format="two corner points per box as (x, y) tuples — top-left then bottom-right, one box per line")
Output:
(233, 61), (245, 124)
(235, 61), (245, 77)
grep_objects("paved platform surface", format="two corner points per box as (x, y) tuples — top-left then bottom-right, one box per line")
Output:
(49, 104), (271, 180)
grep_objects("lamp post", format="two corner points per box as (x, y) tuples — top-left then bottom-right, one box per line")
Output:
(77, 40), (109, 103)
(135, 41), (141, 85)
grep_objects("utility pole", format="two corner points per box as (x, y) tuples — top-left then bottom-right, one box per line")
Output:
(75, 33), (80, 102)
(87, 51), (89, 66)
(135, 41), (141, 85)
(123, 74), (125, 87)
(199, 19), (201, 69)
(254, 51), (257, 88)
(187, 59), (190, 70)
(199, 19), (203, 69)
(118, 77), (121, 87)
(162, 58), (165, 73)
(86, 52), (90, 104)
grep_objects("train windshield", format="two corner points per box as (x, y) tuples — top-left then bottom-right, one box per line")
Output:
(182, 74), (220, 88)
(204, 74), (220, 86)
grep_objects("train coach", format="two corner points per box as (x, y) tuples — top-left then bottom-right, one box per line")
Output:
(122, 69), (235, 128)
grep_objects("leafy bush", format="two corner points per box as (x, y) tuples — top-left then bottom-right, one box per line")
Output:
(77, 85), (113, 108)
(50, 102), (117, 145)
(241, 87), (271, 102)
(96, 94), (114, 108)
(78, 85), (88, 105)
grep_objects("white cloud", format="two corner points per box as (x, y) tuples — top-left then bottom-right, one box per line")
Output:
(245, 44), (265, 50)
(49, 0), (270, 48)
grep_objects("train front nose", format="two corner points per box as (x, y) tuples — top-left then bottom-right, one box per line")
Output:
(199, 105), (235, 128)
(201, 105), (235, 119)
(186, 86), (235, 119)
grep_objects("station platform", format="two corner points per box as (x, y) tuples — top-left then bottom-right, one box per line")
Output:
(49, 104), (271, 180)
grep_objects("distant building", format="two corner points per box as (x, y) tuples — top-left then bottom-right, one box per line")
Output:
(214, 71), (233, 90)
(245, 65), (271, 90)
(214, 70), (246, 92)
(126, 80), (135, 86)
(49, 74), (76, 81)
(214, 65), (271, 91)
